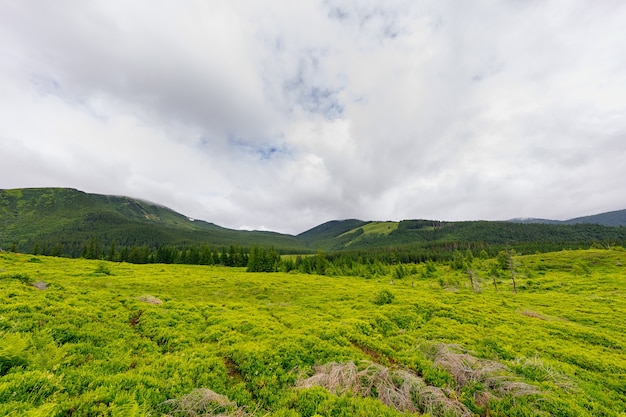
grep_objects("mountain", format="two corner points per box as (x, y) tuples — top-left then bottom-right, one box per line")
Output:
(563, 209), (626, 227)
(508, 209), (626, 227)
(1, 187), (625, 257)
(298, 218), (626, 253)
(0, 188), (305, 254)
(297, 219), (369, 248)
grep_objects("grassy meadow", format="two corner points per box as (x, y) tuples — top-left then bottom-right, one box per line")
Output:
(1, 249), (625, 416)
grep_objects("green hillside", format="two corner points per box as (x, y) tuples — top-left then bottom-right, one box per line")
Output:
(0, 188), (305, 255)
(1, 188), (625, 261)
(1, 249), (625, 416)
(299, 219), (626, 253)
(296, 219), (369, 248)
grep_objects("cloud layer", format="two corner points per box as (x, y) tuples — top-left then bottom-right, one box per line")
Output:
(1, 1), (625, 234)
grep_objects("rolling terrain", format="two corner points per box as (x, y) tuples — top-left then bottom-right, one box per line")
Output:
(1, 188), (625, 258)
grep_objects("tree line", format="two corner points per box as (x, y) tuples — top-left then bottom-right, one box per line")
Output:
(8, 235), (623, 278)
(25, 238), (251, 267)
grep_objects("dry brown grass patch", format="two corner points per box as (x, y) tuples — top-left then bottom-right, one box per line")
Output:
(521, 310), (546, 320)
(138, 295), (163, 305)
(432, 344), (506, 388)
(431, 344), (539, 397)
(298, 345), (540, 416)
(162, 388), (248, 417)
(32, 281), (48, 290)
(298, 361), (471, 416)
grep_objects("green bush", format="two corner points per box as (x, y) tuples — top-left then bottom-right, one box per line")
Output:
(373, 289), (394, 305)
(94, 262), (112, 275)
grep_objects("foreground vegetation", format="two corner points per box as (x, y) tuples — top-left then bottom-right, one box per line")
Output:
(1, 249), (625, 416)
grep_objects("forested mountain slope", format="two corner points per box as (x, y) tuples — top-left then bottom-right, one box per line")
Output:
(299, 219), (626, 253)
(0, 188), (305, 255)
(564, 209), (626, 226)
(1, 188), (624, 257)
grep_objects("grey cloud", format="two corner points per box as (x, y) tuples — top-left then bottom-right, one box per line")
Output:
(1, 1), (626, 234)
(1, 1), (279, 140)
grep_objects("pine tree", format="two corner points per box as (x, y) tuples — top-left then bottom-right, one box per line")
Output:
(108, 241), (117, 261)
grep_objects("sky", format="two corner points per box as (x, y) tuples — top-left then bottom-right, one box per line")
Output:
(1, 1), (625, 234)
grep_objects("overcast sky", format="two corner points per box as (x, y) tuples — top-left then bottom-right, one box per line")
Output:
(1, 1), (625, 234)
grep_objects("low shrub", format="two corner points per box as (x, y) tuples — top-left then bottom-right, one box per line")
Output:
(373, 289), (394, 305)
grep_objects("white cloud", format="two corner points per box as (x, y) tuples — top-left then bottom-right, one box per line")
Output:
(1, 0), (625, 234)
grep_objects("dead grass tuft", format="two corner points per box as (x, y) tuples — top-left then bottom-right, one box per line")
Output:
(432, 344), (506, 388)
(298, 361), (470, 416)
(138, 295), (163, 305)
(417, 386), (472, 417)
(299, 346), (541, 416)
(162, 388), (248, 417)
(431, 344), (539, 397)
(32, 281), (48, 290)
(473, 391), (494, 408)
(298, 361), (362, 396)
(521, 310), (546, 320)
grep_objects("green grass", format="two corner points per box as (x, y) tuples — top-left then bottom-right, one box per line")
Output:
(360, 221), (398, 235)
(1, 249), (625, 416)
(339, 221), (399, 238)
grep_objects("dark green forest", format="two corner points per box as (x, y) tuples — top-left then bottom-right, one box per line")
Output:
(1, 188), (625, 275)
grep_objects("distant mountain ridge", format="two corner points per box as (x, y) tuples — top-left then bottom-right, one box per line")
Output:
(1, 188), (624, 256)
(508, 209), (626, 227)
